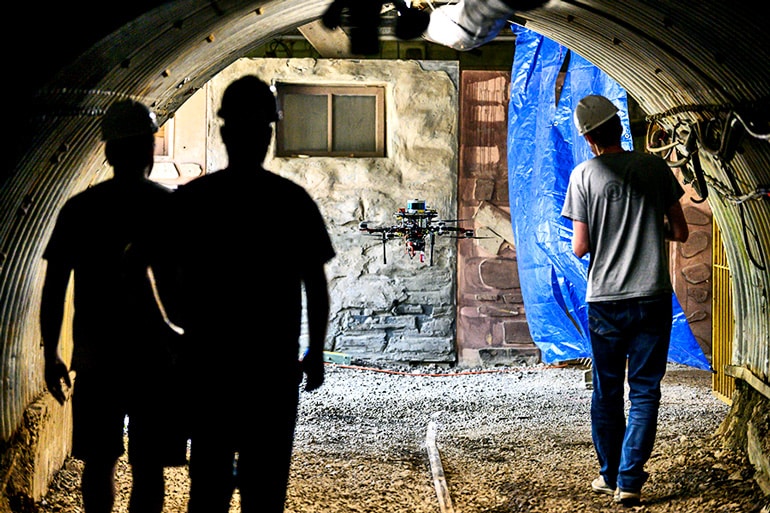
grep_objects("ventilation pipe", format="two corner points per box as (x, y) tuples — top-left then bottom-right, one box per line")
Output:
(423, 0), (549, 50)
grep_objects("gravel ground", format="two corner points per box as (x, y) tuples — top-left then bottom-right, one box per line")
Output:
(36, 362), (769, 512)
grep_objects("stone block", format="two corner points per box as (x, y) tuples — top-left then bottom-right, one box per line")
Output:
(335, 334), (387, 355)
(503, 320), (534, 343)
(477, 347), (541, 367)
(680, 230), (711, 258)
(682, 263), (711, 284)
(479, 258), (519, 289)
(384, 336), (455, 363)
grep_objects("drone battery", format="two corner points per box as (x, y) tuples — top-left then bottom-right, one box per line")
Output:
(407, 199), (426, 211)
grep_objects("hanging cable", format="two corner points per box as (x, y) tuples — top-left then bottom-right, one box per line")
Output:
(645, 122), (678, 156)
(646, 120), (708, 202)
(732, 101), (770, 141)
(733, 186), (770, 205)
(683, 124), (708, 203)
(721, 160), (766, 271)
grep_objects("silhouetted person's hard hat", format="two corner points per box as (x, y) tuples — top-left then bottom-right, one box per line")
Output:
(218, 75), (280, 124)
(102, 100), (159, 141)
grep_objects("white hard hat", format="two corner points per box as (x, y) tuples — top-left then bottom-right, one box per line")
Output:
(101, 100), (159, 141)
(573, 95), (619, 135)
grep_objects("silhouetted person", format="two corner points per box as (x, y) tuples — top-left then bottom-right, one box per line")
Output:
(174, 75), (335, 513)
(41, 100), (188, 513)
(561, 95), (689, 506)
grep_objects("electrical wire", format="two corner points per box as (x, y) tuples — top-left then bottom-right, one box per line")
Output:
(700, 172), (770, 206)
(733, 187), (770, 205)
(643, 108), (767, 270)
(732, 110), (770, 141)
(721, 160), (766, 271)
(645, 120), (708, 201)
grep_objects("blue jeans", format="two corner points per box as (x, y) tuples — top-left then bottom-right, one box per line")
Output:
(589, 294), (672, 492)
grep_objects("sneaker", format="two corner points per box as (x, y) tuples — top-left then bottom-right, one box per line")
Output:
(591, 476), (615, 495)
(614, 487), (642, 505)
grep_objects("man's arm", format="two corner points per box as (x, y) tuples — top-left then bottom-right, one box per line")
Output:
(665, 201), (689, 243)
(571, 220), (590, 258)
(301, 263), (330, 392)
(40, 260), (72, 405)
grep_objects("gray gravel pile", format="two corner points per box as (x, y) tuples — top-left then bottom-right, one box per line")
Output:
(37, 362), (769, 512)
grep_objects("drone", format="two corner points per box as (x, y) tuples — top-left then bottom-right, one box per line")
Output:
(358, 199), (476, 265)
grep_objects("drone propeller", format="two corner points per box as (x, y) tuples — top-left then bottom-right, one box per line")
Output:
(360, 221), (398, 235)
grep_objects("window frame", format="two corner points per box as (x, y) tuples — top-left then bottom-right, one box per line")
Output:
(275, 84), (386, 158)
(153, 118), (173, 159)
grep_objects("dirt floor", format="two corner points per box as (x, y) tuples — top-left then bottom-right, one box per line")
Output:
(32, 363), (770, 512)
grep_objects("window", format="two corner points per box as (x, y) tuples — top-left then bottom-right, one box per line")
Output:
(154, 121), (172, 157)
(151, 118), (203, 189)
(276, 84), (385, 157)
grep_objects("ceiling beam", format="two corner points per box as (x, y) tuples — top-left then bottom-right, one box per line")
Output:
(298, 19), (355, 58)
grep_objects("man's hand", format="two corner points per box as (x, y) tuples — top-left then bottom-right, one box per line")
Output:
(45, 358), (71, 405)
(301, 353), (325, 392)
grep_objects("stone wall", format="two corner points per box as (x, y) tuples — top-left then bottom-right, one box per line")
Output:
(208, 58), (461, 365)
(456, 71), (540, 367)
(671, 169), (714, 359)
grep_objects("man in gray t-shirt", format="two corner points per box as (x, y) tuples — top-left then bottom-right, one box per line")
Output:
(561, 95), (689, 506)
(562, 150), (683, 302)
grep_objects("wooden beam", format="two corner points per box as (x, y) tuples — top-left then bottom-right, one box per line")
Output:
(725, 365), (770, 400)
(426, 421), (455, 513)
(298, 19), (354, 58)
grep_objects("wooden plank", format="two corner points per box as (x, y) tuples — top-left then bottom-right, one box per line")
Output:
(725, 365), (770, 400)
(426, 421), (455, 513)
(297, 19), (354, 58)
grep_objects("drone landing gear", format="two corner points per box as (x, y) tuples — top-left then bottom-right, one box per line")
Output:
(381, 232), (388, 264)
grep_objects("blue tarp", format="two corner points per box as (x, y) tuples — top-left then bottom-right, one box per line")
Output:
(507, 25), (712, 371)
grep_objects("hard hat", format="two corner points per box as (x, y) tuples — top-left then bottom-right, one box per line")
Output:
(218, 75), (280, 124)
(101, 100), (159, 141)
(573, 95), (619, 135)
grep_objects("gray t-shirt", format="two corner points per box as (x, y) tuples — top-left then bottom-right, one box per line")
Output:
(561, 151), (684, 302)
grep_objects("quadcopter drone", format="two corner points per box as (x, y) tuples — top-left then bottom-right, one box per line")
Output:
(358, 199), (476, 265)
